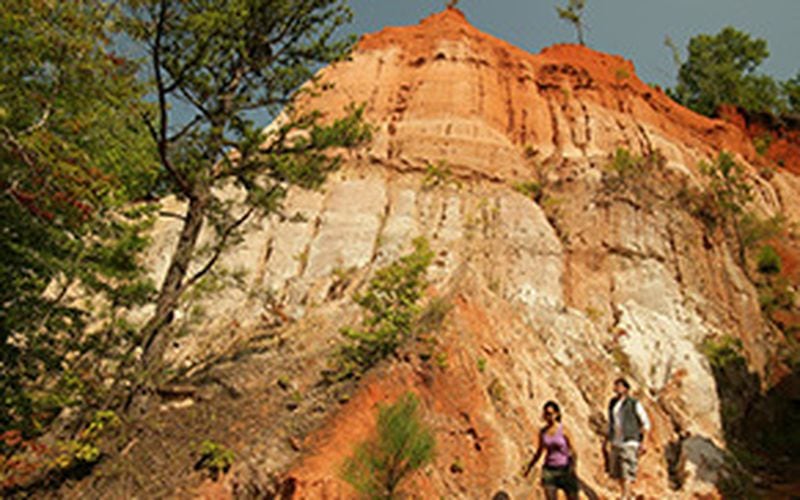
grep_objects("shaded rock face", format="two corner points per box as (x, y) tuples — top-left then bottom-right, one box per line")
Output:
(125, 8), (800, 500)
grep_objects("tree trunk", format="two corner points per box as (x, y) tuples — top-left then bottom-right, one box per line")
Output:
(140, 191), (208, 371)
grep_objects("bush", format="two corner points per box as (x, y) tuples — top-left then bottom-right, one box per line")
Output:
(756, 245), (782, 275)
(331, 238), (434, 381)
(512, 181), (543, 202)
(195, 440), (235, 479)
(701, 336), (745, 370)
(342, 392), (435, 499)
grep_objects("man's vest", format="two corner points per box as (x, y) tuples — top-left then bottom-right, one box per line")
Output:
(608, 396), (643, 442)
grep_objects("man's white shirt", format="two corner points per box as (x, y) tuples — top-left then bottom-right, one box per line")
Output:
(612, 397), (650, 448)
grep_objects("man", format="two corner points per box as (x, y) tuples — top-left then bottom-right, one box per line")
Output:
(604, 377), (650, 500)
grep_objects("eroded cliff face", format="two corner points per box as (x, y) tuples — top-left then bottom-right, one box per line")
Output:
(81, 8), (800, 500)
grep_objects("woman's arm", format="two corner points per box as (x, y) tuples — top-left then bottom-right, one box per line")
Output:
(563, 426), (578, 469)
(523, 430), (544, 477)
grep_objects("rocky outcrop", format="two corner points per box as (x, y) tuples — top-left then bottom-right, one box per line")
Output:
(77, 8), (800, 500)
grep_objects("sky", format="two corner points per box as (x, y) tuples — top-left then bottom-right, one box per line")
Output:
(346, 0), (800, 88)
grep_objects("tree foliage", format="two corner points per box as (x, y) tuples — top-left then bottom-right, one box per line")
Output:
(342, 392), (435, 499)
(120, 0), (372, 379)
(333, 238), (434, 381)
(670, 27), (786, 116)
(0, 0), (157, 436)
(556, 0), (586, 46)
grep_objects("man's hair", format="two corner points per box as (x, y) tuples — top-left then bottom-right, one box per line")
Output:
(614, 377), (631, 390)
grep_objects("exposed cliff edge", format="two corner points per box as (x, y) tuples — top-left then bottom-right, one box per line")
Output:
(65, 8), (799, 499)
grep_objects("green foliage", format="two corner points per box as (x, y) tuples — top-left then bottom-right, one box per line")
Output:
(341, 392), (435, 499)
(756, 245), (782, 275)
(422, 161), (457, 190)
(758, 277), (795, 315)
(0, 0), (157, 435)
(669, 27), (786, 116)
(122, 0), (372, 371)
(701, 336), (745, 370)
(487, 378), (506, 404)
(602, 147), (665, 192)
(699, 152), (753, 220)
(195, 440), (235, 479)
(784, 72), (800, 115)
(476, 357), (487, 373)
(512, 181), (543, 202)
(333, 239), (434, 380)
(753, 133), (773, 156)
(556, 0), (586, 46)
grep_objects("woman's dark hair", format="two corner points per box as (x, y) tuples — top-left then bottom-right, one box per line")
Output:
(614, 377), (631, 390)
(543, 400), (562, 422)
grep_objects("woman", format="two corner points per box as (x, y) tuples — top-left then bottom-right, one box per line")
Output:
(523, 401), (580, 499)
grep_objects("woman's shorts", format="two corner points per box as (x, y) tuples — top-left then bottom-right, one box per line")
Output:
(541, 465), (579, 493)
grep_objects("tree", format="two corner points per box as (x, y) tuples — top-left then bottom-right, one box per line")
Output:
(670, 27), (782, 117)
(120, 0), (372, 382)
(783, 72), (800, 115)
(0, 0), (156, 435)
(333, 238), (433, 381)
(556, 0), (586, 46)
(342, 392), (435, 499)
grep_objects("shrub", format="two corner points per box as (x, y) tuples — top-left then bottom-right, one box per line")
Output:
(341, 392), (435, 499)
(756, 245), (782, 275)
(699, 152), (752, 218)
(195, 440), (235, 479)
(602, 148), (665, 191)
(512, 181), (543, 202)
(701, 336), (745, 369)
(332, 238), (433, 381)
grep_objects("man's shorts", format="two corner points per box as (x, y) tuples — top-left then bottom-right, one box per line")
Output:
(609, 444), (639, 481)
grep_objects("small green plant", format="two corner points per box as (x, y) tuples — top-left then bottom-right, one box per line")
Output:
(195, 440), (235, 479)
(585, 306), (603, 323)
(753, 133), (773, 156)
(434, 352), (449, 370)
(699, 152), (753, 219)
(487, 378), (506, 404)
(422, 161), (456, 190)
(476, 357), (487, 373)
(331, 238), (434, 381)
(756, 245), (782, 275)
(610, 345), (632, 374)
(738, 213), (785, 249)
(615, 67), (630, 81)
(701, 336), (744, 369)
(758, 277), (795, 314)
(450, 457), (465, 474)
(341, 392), (435, 499)
(602, 148), (665, 192)
(513, 181), (544, 202)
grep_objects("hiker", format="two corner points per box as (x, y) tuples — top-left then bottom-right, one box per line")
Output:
(523, 401), (579, 500)
(604, 378), (651, 500)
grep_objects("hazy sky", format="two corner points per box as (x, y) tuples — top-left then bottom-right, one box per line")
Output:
(347, 0), (799, 87)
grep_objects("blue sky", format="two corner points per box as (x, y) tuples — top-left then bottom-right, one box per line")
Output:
(347, 0), (799, 88)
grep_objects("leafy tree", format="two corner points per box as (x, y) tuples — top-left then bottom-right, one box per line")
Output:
(333, 238), (434, 380)
(342, 392), (435, 499)
(556, 0), (586, 46)
(783, 72), (800, 115)
(670, 27), (783, 116)
(0, 0), (156, 435)
(120, 0), (372, 380)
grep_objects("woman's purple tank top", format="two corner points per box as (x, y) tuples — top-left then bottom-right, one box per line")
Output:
(542, 424), (571, 468)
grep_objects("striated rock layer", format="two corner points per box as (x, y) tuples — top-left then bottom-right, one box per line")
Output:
(74, 8), (800, 500)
